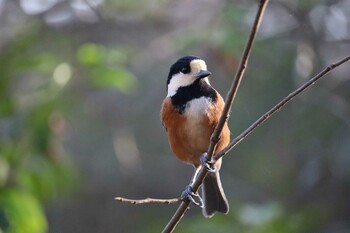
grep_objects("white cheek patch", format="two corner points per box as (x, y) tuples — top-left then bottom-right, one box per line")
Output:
(167, 73), (195, 97)
(166, 59), (210, 97)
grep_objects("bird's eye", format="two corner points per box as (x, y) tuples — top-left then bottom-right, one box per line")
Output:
(181, 67), (190, 74)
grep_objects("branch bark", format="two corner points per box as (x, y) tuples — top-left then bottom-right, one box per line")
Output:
(162, 1), (270, 232)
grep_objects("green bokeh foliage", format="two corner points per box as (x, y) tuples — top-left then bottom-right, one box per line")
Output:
(0, 26), (137, 232)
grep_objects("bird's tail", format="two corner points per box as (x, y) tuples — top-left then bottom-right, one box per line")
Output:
(201, 171), (229, 218)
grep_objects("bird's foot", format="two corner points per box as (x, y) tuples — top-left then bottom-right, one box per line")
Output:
(200, 152), (216, 173)
(181, 185), (203, 208)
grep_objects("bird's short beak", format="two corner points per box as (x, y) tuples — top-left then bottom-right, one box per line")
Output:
(194, 70), (211, 79)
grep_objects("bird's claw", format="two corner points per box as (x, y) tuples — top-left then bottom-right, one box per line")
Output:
(200, 152), (216, 173)
(181, 185), (203, 208)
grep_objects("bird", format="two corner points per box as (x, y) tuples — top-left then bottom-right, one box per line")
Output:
(161, 55), (230, 217)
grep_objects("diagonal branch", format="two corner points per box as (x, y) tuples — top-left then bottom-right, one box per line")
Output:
(214, 55), (350, 161)
(115, 55), (350, 209)
(162, 0), (270, 232)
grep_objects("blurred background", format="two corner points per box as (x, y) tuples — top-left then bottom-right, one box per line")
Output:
(0, 0), (349, 232)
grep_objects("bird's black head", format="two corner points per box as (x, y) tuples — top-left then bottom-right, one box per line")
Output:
(166, 55), (212, 97)
(167, 56), (200, 85)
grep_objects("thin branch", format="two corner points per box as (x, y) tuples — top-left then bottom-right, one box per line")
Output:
(162, 1), (270, 232)
(214, 55), (350, 161)
(113, 24), (350, 233)
(116, 55), (350, 229)
(115, 197), (180, 205)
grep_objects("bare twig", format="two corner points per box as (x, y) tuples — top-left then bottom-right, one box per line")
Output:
(115, 55), (350, 220)
(115, 55), (350, 213)
(115, 197), (180, 205)
(162, 1), (270, 232)
(214, 55), (350, 161)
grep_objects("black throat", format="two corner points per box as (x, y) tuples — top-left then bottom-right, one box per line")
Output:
(171, 80), (217, 114)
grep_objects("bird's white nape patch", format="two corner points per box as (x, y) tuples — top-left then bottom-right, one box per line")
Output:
(167, 59), (210, 97)
(190, 59), (207, 73)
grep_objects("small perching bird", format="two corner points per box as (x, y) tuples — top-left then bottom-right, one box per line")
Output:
(161, 56), (230, 217)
